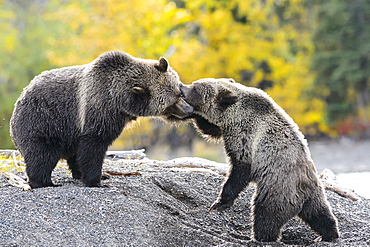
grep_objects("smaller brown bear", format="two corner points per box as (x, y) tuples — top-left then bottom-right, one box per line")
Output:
(180, 78), (339, 242)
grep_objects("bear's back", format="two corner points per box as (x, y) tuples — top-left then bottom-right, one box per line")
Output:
(10, 65), (84, 147)
(221, 81), (309, 157)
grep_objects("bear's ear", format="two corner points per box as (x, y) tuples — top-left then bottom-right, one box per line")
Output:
(132, 86), (149, 98)
(217, 90), (238, 110)
(154, 57), (169, 72)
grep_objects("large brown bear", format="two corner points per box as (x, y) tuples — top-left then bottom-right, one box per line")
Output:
(180, 78), (339, 242)
(10, 51), (193, 188)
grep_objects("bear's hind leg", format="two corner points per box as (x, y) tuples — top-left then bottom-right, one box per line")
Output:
(67, 155), (82, 179)
(23, 143), (60, 188)
(252, 188), (299, 242)
(77, 138), (108, 187)
(298, 194), (339, 241)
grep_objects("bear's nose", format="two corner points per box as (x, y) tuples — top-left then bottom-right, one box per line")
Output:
(180, 84), (191, 99)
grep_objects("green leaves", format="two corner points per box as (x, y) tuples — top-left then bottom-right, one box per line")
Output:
(312, 0), (370, 130)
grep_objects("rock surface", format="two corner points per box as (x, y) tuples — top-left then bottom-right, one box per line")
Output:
(0, 160), (369, 247)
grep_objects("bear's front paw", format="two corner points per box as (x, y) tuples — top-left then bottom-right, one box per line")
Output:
(209, 200), (233, 211)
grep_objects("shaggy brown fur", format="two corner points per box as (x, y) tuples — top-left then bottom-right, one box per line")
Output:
(10, 51), (193, 188)
(180, 78), (339, 242)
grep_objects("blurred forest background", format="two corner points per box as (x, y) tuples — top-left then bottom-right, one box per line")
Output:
(1, 0), (370, 161)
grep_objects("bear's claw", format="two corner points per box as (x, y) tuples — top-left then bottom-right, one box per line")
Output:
(209, 200), (233, 211)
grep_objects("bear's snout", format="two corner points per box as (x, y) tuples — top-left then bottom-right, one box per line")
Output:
(180, 84), (191, 100)
(174, 98), (194, 119)
(163, 97), (194, 120)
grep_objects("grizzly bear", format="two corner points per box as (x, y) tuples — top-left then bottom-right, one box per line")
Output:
(180, 78), (339, 242)
(10, 51), (193, 188)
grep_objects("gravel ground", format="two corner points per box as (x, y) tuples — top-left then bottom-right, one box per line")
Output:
(1, 160), (369, 247)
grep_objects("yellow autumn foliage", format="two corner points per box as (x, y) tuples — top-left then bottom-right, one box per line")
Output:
(41, 0), (327, 149)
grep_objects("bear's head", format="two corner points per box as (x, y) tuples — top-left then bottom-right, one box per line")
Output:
(180, 78), (238, 125)
(146, 57), (194, 120)
(106, 53), (194, 119)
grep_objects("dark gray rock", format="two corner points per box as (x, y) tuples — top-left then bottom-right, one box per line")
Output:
(0, 162), (369, 246)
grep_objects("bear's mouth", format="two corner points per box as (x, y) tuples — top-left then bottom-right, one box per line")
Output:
(180, 84), (191, 100)
(163, 98), (194, 120)
(165, 115), (193, 122)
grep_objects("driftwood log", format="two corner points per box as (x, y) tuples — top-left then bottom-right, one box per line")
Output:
(319, 168), (361, 201)
(2, 172), (31, 191)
